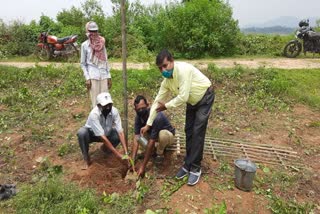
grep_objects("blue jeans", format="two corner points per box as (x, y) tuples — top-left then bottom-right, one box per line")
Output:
(77, 127), (120, 161)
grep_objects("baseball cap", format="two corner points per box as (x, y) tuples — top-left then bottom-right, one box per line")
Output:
(86, 21), (99, 31)
(96, 92), (113, 106)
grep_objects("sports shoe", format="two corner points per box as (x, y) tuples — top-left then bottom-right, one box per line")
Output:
(175, 166), (189, 179)
(154, 155), (164, 164)
(187, 169), (201, 186)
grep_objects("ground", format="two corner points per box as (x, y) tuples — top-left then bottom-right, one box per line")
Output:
(1, 57), (320, 70)
(0, 58), (319, 213)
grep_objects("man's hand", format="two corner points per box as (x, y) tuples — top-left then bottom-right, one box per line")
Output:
(137, 166), (145, 178)
(140, 125), (150, 136)
(156, 101), (167, 112)
(107, 78), (112, 89)
(85, 80), (91, 90)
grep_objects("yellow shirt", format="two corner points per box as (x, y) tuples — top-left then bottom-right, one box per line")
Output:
(147, 61), (211, 126)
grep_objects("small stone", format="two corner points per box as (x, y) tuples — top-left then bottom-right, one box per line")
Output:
(307, 190), (315, 197)
(36, 157), (44, 163)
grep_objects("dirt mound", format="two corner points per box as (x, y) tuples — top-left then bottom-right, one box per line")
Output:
(67, 144), (134, 193)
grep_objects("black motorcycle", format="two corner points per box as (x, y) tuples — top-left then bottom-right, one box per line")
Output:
(283, 19), (320, 58)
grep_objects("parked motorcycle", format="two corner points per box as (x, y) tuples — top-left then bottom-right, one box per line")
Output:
(36, 31), (79, 61)
(283, 19), (320, 58)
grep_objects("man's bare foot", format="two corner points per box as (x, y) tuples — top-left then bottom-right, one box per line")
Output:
(81, 160), (91, 170)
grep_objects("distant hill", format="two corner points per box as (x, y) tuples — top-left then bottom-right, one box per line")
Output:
(241, 26), (295, 35)
(241, 16), (319, 34)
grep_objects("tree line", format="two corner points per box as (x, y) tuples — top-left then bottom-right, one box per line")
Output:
(1, 0), (314, 60)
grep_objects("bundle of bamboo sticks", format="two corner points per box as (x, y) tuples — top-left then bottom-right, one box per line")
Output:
(167, 133), (303, 169)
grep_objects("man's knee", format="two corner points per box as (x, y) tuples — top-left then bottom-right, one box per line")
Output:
(159, 130), (174, 145)
(108, 129), (120, 147)
(77, 127), (89, 139)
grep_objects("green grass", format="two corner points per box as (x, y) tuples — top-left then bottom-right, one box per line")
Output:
(279, 69), (320, 109)
(0, 55), (39, 62)
(253, 166), (316, 214)
(0, 176), (101, 214)
(208, 64), (320, 111)
(0, 64), (319, 213)
(269, 195), (315, 214)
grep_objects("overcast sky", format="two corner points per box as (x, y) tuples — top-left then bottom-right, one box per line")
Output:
(1, 0), (320, 27)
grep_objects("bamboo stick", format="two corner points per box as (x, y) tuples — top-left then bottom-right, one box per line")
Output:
(211, 149), (296, 162)
(171, 139), (298, 155)
(168, 146), (298, 163)
(172, 133), (302, 168)
(174, 132), (292, 150)
(169, 143), (298, 159)
(175, 134), (294, 151)
(205, 144), (299, 158)
(214, 153), (281, 165)
(206, 139), (297, 153)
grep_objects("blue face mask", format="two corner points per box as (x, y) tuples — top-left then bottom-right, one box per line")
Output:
(162, 68), (173, 78)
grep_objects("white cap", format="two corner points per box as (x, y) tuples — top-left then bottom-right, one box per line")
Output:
(96, 92), (113, 106)
(86, 21), (99, 31)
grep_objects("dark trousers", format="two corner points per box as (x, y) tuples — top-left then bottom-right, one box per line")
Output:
(184, 87), (215, 172)
(77, 127), (120, 161)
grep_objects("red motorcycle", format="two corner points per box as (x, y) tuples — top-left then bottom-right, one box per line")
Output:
(36, 32), (79, 61)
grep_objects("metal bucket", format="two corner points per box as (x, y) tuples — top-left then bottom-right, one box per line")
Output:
(234, 159), (257, 191)
(137, 136), (148, 148)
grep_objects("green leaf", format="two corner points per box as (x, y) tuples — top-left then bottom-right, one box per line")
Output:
(145, 209), (156, 214)
(263, 167), (270, 173)
(122, 154), (129, 160)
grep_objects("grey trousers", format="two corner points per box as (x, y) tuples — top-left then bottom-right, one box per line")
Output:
(184, 87), (215, 172)
(77, 127), (120, 161)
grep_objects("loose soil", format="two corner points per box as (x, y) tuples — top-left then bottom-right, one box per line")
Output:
(0, 58), (319, 213)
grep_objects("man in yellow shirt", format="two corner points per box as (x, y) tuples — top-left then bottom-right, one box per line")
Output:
(141, 49), (215, 186)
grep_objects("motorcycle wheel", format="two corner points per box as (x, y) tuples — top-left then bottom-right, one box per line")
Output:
(67, 44), (80, 63)
(36, 47), (50, 61)
(283, 41), (302, 58)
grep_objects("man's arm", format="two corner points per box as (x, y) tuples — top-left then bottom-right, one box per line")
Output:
(137, 139), (156, 177)
(131, 134), (140, 161)
(146, 81), (170, 127)
(80, 42), (91, 89)
(80, 42), (90, 80)
(117, 131), (128, 155)
(112, 108), (127, 154)
(100, 135), (123, 159)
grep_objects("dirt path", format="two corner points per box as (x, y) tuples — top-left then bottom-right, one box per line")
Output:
(1, 57), (320, 69)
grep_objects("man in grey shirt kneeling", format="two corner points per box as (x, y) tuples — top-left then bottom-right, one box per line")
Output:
(77, 92), (128, 169)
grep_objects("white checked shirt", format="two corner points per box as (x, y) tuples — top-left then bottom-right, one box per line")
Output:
(80, 40), (111, 81)
(85, 106), (123, 136)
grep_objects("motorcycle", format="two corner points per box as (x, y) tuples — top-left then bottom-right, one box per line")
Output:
(36, 31), (79, 61)
(283, 19), (320, 58)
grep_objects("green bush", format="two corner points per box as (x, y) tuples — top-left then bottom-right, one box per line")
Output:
(237, 34), (291, 56)
(0, 0), (242, 59)
(0, 20), (40, 56)
(132, 0), (241, 58)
